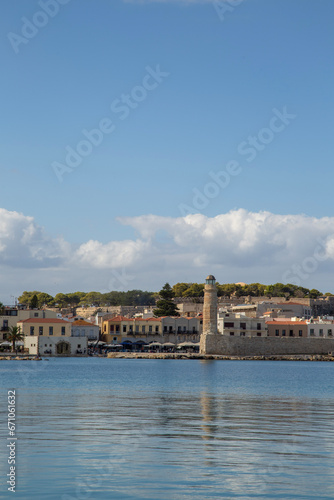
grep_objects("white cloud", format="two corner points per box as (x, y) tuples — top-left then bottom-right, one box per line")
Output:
(0, 208), (69, 268)
(75, 239), (150, 269)
(1, 207), (334, 302)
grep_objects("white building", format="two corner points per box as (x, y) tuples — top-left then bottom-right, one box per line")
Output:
(218, 311), (268, 337)
(307, 320), (334, 337)
(71, 319), (99, 340)
(24, 336), (87, 356)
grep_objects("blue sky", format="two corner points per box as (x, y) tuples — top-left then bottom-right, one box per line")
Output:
(0, 0), (334, 302)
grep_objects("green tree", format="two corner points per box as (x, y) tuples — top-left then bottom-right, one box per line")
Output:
(79, 292), (104, 307)
(0, 302), (4, 315)
(153, 283), (180, 317)
(172, 283), (191, 297)
(54, 293), (70, 309)
(67, 292), (86, 307)
(183, 283), (204, 298)
(18, 291), (41, 306)
(309, 289), (322, 299)
(7, 326), (24, 353)
(36, 293), (55, 308)
(30, 294), (38, 309)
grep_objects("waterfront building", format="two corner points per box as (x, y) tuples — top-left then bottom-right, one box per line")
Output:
(266, 319), (308, 337)
(24, 335), (87, 356)
(218, 311), (268, 337)
(101, 315), (201, 345)
(306, 319), (333, 337)
(0, 306), (58, 341)
(71, 319), (99, 340)
(18, 317), (72, 337)
(19, 317), (88, 356)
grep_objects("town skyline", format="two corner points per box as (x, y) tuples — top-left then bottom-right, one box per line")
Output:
(1, 1), (334, 303)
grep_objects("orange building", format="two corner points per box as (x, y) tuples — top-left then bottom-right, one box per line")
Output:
(266, 320), (308, 337)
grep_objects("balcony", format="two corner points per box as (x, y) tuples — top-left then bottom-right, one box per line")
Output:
(0, 327), (9, 332)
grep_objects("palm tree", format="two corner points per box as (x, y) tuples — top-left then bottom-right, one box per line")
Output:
(7, 326), (24, 353)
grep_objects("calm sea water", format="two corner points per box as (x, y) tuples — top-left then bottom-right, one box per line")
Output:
(1, 358), (334, 500)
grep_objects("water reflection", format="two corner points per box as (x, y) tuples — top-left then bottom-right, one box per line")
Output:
(1, 359), (334, 499)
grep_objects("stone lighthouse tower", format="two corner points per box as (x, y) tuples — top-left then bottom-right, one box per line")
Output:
(202, 275), (218, 335)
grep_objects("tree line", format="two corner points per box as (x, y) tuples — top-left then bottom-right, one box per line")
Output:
(172, 282), (326, 299)
(17, 290), (157, 309)
(14, 282), (331, 310)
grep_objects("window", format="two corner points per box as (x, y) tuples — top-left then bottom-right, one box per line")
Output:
(163, 326), (167, 333)
(225, 322), (234, 328)
(282, 330), (286, 336)
(289, 330), (293, 337)
(328, 329), (332, 336)
(39, 326), (43, 335)
(240, 332), (245, 337)
(257, 332), (261, 337)
(230, 332), (234, 336)
(61, 326), (66, 336)
(142, 326), (145, 333)
(49, 326), (53, 336)
(310, 328), (314, 336)
(113, 337), (117, 341)
(299, 330), (303, 337)
(149, 326), (152, 333)
(123, 325), (127, 333)
(78, 344), (81, 348)
(135, 325), (139, 333)
(257, 323), (261, 330)
(30, 326), (34, 336)
(319, 329), (323, 337)
(169, 326), (173, 332)
(240, 323), (246, 330)
(275, 329), (279, 336)
(129, 325), (133, 332)
(155, 326), (159, 333)
(34, 313), (38, 317)
(177, 326), (181, 332)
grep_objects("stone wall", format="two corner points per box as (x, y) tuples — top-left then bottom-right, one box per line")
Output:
(200, 334), (334, 356)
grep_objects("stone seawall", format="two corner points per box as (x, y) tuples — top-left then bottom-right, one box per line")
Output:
(200, 334), (334, 356)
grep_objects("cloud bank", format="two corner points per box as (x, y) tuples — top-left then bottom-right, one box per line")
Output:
(1, 207), (334, 301)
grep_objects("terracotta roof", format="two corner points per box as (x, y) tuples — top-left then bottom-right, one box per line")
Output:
(106, 316), (162, 322)
(106, 315), (133, 322)
(266, 320), (307, 325)
(276, 302), (309, 306)
(18, 318), (69, 324)
(72, 319), (97, 327)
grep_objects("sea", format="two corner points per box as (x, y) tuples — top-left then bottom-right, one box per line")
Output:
(1, 358), (334, 500)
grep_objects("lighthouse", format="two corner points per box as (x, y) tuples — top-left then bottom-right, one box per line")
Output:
(202, 275), (218, 335)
